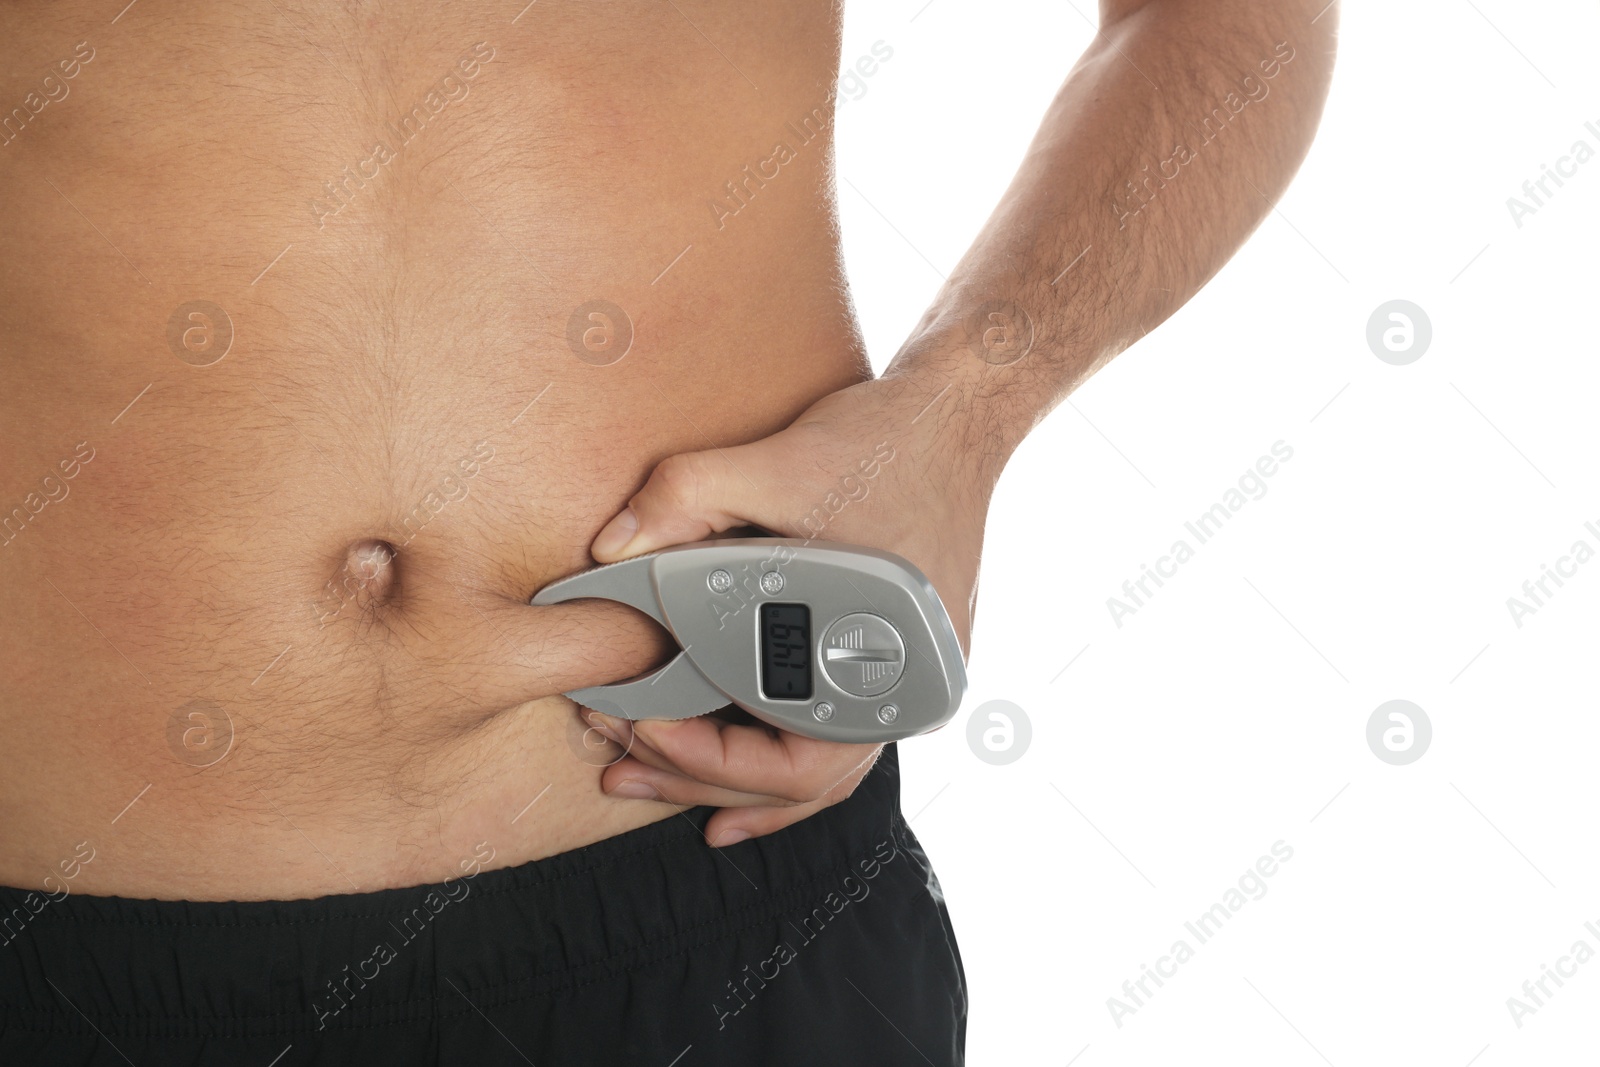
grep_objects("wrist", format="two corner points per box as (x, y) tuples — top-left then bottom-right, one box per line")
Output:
(879, 320), (1035, 493)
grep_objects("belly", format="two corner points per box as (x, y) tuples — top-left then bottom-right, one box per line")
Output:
(0, 0), (866, 898)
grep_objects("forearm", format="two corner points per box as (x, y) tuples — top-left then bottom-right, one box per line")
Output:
(883, 0), (1337, 481)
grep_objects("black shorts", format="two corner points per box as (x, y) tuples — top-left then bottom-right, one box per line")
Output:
(0, 744), (965, 1066)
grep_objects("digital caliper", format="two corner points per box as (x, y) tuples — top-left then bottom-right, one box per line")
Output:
(529, 538), (966, 743)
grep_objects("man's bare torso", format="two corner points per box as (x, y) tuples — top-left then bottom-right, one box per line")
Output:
(0, 0), (867, 899)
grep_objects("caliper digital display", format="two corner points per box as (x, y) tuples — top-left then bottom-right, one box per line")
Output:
(759, 603), (811, 700)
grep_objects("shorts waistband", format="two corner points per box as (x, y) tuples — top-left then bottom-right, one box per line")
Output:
(0, 745), (911, 1040)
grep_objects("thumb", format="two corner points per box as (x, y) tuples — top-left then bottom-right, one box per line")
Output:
(592, 447), (772, 561)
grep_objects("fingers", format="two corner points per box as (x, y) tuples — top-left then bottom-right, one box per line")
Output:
(609, 716), (881, 804)
(590, 716), (773, 803)
(591, 448), (774, 561)
(600, 754), (788, 809)
(705, 754), (880, 847)
(585, 715), (696, 780)
(587, 711), (883, 845)
(595, 744), (881, 847)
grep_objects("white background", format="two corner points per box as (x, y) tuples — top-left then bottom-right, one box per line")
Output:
(836, 2), (1600, 1064)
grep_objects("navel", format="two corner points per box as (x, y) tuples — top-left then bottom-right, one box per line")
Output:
(319, 538), (399, 624)
(347, 538), (397, 589)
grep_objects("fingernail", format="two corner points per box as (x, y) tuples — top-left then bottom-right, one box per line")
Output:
(593, 507), (639, 558)
(586, 712), (623, 743)
(611, 779), (659, 800)
(630, 719), (672, 744)
(712, 829), (751, 848)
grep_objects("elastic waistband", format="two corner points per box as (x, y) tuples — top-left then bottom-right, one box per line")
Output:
(0, 746), (910, 1040)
